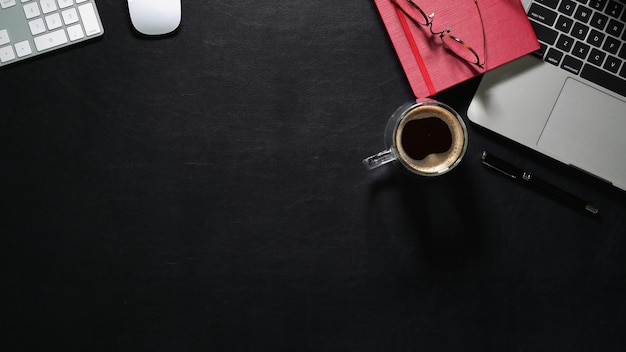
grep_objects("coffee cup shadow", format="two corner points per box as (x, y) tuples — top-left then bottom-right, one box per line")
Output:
(366, 164), (484, 274)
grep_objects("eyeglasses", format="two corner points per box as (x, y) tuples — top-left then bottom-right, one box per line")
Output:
(392, 0), (485, 68)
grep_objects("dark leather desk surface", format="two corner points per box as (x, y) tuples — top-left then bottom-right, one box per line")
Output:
(3, 2), (626, 351)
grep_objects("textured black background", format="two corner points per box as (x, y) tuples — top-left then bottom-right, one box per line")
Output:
(2, 1), (626, 351)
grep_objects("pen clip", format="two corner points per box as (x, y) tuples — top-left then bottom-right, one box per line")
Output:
(481, 151), (517, 179)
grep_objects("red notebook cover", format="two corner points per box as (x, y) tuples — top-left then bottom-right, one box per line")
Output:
(374, 0), (540, 98)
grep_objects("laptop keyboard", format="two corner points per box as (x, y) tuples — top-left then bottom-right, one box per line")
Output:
(0, 0), (103, 68)
(528, 0), (626, 97)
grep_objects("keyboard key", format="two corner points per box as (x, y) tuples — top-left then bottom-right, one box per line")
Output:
(45, 13), (63, 30)
(557, 34), (576, 52)
(529, 3), (558, 25)
(62, 8), (79, 25)
(590, 12), (609, 29)
(602, 35), (621, 53)
(40, 0), (57, 14)
(23, 2), (40, 19)
(589, 0), (608, 10)
(556, 15), (574, 33)
(561, 54), (584, 74)
(571, 22), (591, 40)
(536, 0), (560, 9)
(66, 23), (84, 41)
(573, 41), (592, 58)
(57, 0), (74, 9)
(14, 40), (32, 57)
(28, 18), (46, 35)
(34, 28), (68, 51)
(605, 1), (624, 17)
(546, 47), (564, 65)
(531, 20), (559, 44)
(574, 5), (593, 22)
(0, 29), (9, 45)
(606, 19), (624, 37)
(0, 45), (16, 62)
(586, 29), (606, 46)
(1, 0), (17, 9)
(603, 55), (622, 72)
(78, 3), (101, 36)
(559, 0), (578, 15)
(581, 63), (626, 96)
(588, 48), (606, 65)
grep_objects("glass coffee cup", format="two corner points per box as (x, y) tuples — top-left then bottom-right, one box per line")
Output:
(363, 99), (468, 176)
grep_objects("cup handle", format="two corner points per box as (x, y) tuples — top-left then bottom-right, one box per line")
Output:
(362, 149), (396, 170)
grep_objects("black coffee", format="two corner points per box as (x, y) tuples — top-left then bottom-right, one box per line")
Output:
(393, 104), (466, 175)
(400, 117), (452, 160)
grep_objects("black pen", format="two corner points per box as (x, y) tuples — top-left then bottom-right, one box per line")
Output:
(481, 151), (599, 215)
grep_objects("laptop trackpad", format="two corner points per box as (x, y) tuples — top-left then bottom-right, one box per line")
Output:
(537, 78), (626, 185)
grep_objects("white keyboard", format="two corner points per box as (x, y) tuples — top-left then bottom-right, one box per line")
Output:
(0, 0), (103, 68)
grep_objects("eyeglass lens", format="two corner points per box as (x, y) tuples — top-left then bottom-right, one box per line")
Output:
(396, 0), (484, 67)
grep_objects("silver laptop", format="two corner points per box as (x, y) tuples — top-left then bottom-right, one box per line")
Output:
(468, 0), (626, 191)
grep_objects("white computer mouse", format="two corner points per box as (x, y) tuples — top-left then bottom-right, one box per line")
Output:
(128, 0), (181, 36)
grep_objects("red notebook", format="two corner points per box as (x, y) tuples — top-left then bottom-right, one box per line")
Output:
(374, 0), (540, 98)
